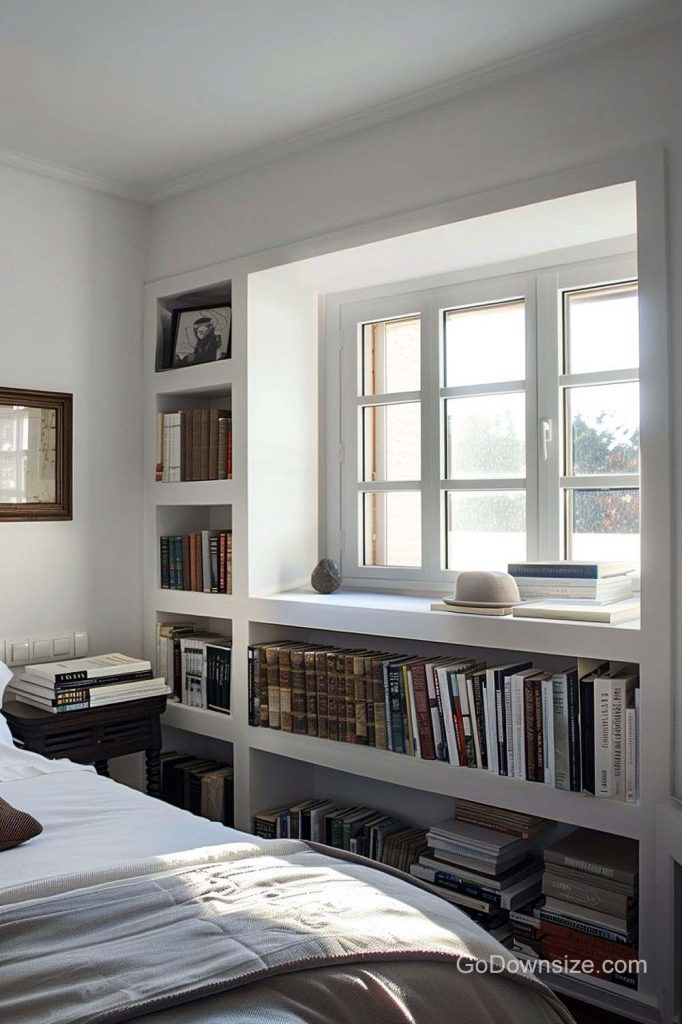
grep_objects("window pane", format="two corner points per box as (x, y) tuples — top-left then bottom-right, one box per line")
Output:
(566, 382), (639, 475)
(445, 393), (525, 479)
(565, 282), (638, 373)
(443, 300), (524, 387)
(362, 402), (420, 482)
(567, 488), (640, 564)
(362, 491), (421, 567)
(445, 490), (525, 571)
(361, 316), (420, 395)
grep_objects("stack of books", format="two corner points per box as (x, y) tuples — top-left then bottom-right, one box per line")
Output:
(508, 561), (638, 624)
(409, 801), (563, 944)
(538, 828), (639, 988)
(156, 407), (232, 482)
(247, 642), (640, 801)
(160, 529), (232, 593)
(159, 751), (233, 825)
(11, 653), (169, 714)
(252, 797), (425, 869)
(156, 622), (231, 712)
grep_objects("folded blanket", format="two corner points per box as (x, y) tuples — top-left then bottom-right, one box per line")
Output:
(0, 839), (573, 1024)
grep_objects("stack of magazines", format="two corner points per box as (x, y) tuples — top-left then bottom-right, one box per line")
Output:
(10, 653), (169, 714)
(508, 561), (639, 623)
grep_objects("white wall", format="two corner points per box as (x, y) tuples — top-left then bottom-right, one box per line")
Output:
(147, 23), (682, 792)
(0, 165), (148, 658)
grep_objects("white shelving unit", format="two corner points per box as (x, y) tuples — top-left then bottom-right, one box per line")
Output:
(143, 151), (679, 1023)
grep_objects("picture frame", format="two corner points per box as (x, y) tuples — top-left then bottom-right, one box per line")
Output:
(0, 387), (72, 521)
(169, 305), (232, 369)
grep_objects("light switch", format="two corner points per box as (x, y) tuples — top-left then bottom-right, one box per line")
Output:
(32, 640), (54, 662)
(53, 637), (72, 658)
(10, 642), (30, 665)
(74, 631), (88, 657)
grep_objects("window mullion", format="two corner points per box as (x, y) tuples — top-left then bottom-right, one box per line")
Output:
(421, 298), (440, 582)
(536, 269), (562, 558)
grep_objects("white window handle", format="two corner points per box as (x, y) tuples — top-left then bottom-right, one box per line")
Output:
(540, 418), (553, 461)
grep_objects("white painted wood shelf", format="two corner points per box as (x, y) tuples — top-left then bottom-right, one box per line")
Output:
(153, 480), (235, 505)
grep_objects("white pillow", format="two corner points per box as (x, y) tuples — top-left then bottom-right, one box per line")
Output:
(0, 662), (15, 746)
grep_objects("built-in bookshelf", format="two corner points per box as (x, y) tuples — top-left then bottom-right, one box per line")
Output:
(142, 155), (678, 1023)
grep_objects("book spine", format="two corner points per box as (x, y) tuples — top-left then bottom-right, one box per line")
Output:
(247, 647), (256, 725)
(552, 678), (570, 791)
(484, 673), (499, 775)
(510, 675), (526, 781)
(504, 677), (515, 777)
(508, 564), (600, 579)
(533, 680), (544, 783)
(373, 659), (388, 750)
(160, 536), (170, 588)
(327, 654), (339, 742)
(290, 650), (307, 735)
(567, 674), (582, 792)
(265, 647), (281, 729)
(208, 408), (219, 480)
(217, 417), (228, 480)
(625, 706), (637, 803)
(611, 680), (627, 801)
(353, 654), (367, 745)
(523, 678), (537, 781)
(541, 678), (555, 787)
(279, 648), (294, 733)
(471, 676), (488, 770)
(410, 662), (435, 759)
(495, 675), (507, 776)
(315, 651), (329, 739)
(425, 664), (446, 761)
(538, 908), (636, 944)
(304, 650), (319, 737)
(580, 678), (595, 794)
(594, 678), (612, 797)
(387, 664), (405, 754)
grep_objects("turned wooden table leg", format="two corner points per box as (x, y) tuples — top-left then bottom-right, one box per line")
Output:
(145, 748), (161, 797)
(94, 758), (110, 777)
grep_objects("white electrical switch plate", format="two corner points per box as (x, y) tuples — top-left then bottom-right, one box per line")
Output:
(32, 640), (53, 662)
(9, 641), (30, 666)
(53, 637), (73, 658)
(74, 631), (88, 657)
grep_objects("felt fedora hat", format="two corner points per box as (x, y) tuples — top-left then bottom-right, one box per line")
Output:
(443, 570), (522, 609)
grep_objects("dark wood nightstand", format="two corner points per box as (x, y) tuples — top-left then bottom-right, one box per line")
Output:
(3, 696), (167, 797)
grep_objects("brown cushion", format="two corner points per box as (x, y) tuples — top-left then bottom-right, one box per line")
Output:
(0, 796), (42, 850)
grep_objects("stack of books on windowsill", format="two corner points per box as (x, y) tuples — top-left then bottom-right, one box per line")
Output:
(10, 653), (170, 714)
(538, 828), (640, 989)
(409, 803), (567, 946)
(508, 561), (639, 624)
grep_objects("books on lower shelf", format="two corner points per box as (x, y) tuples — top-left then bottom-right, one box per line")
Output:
(10, 652), (169, 713)
(510, 827), (640, 990)
(248, 642), (640, 802)
(156, 622), (231, 712)
(160, 530), (232, 593)
(159, 751), (234, 826)
(156, 408), (232, 482)
(252, 796), (426, 871)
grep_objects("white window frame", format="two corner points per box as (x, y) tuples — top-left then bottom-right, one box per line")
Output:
(329, 249), (638, 591)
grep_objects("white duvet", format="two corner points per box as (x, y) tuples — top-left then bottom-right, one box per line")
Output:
(0, 745), (249, 894)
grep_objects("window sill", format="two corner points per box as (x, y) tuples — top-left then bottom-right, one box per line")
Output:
(247, 587), (641, 662)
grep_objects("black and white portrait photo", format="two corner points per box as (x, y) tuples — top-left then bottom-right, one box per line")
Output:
(170, 306), (231, 368)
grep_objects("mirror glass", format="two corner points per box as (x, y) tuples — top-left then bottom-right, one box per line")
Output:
(0, 405), (57, 503)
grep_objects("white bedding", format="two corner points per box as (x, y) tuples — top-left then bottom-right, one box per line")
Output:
(0, 745), (250, 894)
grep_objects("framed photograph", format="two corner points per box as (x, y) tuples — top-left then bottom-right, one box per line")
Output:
(170, 305), (231, 368)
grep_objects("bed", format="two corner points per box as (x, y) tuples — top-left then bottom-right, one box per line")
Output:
(0, 742), (575, 1024)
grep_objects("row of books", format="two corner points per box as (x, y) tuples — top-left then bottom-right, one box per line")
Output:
(248, 642), (639, 801)
(160, 751), (234, 826)
(408, 800), (639, 988)
(156, 408), (232, 482)
(160, 530), (232, 593)
(9, 653), (169, 714)
(156, 622), (231, 712)
(510, 828), (639, 989)
(253, 798), (426, 871)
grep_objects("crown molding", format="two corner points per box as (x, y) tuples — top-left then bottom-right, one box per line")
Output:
(150, 2), (682, 203)
(0, 2), (678, 206)
(0, 146), (151, 203)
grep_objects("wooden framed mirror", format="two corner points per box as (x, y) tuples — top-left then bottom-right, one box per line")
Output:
(0, 388), (72, 521)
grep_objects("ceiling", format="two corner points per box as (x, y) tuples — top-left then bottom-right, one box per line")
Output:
(0, 0), (675, 201)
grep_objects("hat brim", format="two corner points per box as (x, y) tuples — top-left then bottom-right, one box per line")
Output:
(442, 598), (522, 609)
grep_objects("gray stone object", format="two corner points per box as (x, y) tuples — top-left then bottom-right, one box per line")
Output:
(311, 558), (342, 594)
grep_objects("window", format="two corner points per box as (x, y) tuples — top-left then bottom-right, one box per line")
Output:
(336, 254), (639, 587)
